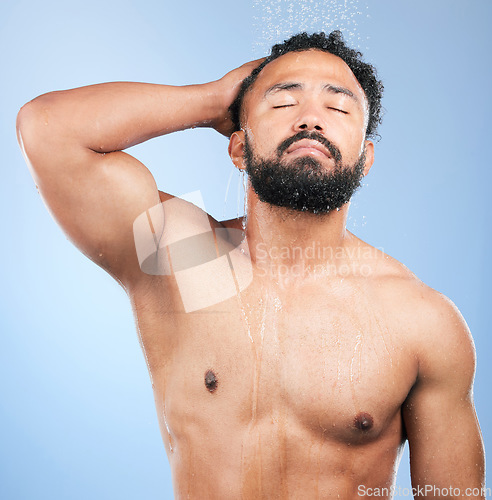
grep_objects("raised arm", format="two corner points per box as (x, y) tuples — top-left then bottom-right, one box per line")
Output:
(16, 60), (262, 288)
(403, 292), (485, 499)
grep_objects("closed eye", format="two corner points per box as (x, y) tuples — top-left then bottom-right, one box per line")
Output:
(273, 104), (295, 109)
(328, 107), (348, 114)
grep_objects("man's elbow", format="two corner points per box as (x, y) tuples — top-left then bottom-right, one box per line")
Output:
(17, 98), (45, 150)
(18, 89), (65, 131)
(16, 94), (61, 165)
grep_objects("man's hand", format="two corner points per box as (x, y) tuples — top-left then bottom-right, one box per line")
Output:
(210, 58), (265, 137)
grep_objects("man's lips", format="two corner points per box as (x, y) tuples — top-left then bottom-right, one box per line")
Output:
(285, 139), (332, 159)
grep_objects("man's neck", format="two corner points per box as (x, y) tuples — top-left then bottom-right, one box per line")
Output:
(243, 187), (354, 276)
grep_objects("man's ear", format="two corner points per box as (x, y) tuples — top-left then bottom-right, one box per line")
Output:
(228, 130), (246, 171)
(362, 140), (375, 176)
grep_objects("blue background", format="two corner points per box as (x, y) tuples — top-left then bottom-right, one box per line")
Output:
(1, 0), (490, 498)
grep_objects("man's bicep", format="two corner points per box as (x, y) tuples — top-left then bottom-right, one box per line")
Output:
(403, 295), (484, 497)
(404, 380), (484, 495)
(21, 129), (163, 286)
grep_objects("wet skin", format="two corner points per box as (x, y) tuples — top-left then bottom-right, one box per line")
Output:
(132, 214), (420, 499)
(125, 51), (482, 499)
(19, 48), (483, 499)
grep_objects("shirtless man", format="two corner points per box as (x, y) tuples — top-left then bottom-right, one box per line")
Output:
(17, 31), (485, 499)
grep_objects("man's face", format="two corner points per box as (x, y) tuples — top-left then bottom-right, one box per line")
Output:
(235, 49), (373, 214)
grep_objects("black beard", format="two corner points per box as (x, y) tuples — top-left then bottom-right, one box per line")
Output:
(244, 131), (366, 215)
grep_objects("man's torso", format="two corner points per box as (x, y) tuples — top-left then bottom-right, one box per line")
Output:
(127, 210), (424, 499)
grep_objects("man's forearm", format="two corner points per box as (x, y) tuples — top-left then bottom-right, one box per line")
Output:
(18, 81), (224, 153)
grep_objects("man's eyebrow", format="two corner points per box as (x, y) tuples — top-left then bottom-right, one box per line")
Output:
(263, 81), (359, 103)
(323, 83), (358, 102)
(263, 82), (303, 98)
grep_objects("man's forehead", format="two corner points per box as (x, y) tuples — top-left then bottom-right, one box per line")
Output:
(253, 50), (362, 93)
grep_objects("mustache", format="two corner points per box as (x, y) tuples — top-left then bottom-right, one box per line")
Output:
(276, 131), (342, 163)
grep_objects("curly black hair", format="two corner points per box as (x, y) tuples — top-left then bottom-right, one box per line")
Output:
(229, 31), (384, 139)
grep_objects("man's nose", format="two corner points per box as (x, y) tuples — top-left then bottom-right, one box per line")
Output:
(294, 104), (325, 132)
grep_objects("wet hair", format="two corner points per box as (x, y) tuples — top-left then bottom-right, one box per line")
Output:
(229, 31), (384, 139)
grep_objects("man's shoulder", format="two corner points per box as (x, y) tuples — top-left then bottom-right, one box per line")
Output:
(358, 239), (473, 363)
(156, 190), (239, 235)
(355, 236), (467, 330)
(349, 234), (420, 291)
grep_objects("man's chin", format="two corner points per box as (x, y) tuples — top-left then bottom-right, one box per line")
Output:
(280, 155), (329, 175)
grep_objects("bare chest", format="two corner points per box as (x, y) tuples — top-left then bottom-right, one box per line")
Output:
(134, 278), (417, 446)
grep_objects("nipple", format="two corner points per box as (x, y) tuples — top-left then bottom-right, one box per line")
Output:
(354, 412), (373, 431)
(204, 369), (218, 393)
